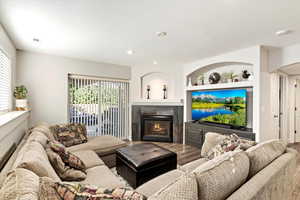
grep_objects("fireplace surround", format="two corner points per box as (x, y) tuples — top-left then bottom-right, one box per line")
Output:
(141, 115), (173, 142)
(132, 105), (183, 143)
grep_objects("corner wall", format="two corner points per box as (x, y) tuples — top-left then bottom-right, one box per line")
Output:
(16, 51), (131, 126)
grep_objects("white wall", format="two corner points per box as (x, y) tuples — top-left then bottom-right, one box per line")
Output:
(259, 47), (274, 141)
(0, 24), (16, 110)
(131, 64), (184, 102)
(269, 43), (300, 71)
(16, 51), (131, 126)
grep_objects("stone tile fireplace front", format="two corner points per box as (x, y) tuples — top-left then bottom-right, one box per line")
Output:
(132, 104), (183, 143)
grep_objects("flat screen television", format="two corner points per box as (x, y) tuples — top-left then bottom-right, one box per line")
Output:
(191, 88), (247, 127)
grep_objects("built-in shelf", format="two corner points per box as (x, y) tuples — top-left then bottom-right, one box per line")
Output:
(185, 81), (253, 91)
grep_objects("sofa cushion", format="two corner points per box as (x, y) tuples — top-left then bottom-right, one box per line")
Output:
(201, 132), (227, 157)
(136, 169), (184, 197)
(49, 140), (86, 170)
(193, 150), (250, 200)
(180, 158), (208, 173)
(13, 141), (61, 181)
(50, 123), (88, 147)
(246, 139), (287, 177)
(148, 173), (198, 200)
(67, 135), (127, 156)
(27, 131), (49, 148)
(78, 165), (125, 189)
(72, 150), (105, 169)
(0, 168), (39, 200)
(31, 123), (55, 141)
(46, 148), (87, 181)
(54, 182), (146, 200)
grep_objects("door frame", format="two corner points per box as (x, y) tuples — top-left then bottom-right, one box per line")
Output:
(272, 71), (289, 141)
(294, 78), (300, 142)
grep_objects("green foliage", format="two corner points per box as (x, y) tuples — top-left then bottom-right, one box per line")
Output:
(192, 102), (224, 109)
(203, 109), (246, 126)
(69, 84), (121, 105)
(14, 85), (28, 99)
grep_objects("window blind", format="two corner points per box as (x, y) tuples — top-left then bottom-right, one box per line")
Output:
(68, 74), (130, 139)
(0, 49), (10, 113)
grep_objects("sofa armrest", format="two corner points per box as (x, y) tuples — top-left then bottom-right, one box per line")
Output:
(226, 148), (297, 200)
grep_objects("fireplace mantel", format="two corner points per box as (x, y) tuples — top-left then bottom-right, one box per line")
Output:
(132, 99), (184, 106)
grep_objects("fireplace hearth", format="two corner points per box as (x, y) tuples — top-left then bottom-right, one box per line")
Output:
(141, 115), (173, 142)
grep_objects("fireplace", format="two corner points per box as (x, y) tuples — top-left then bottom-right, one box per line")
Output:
(141, 115), (173, 142)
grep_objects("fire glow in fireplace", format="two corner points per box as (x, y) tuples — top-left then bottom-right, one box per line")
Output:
(141, 115), (173, 142)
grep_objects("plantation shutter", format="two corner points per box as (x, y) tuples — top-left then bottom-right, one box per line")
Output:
(68, 74), (130, 139)
(0, 49), (11, 113)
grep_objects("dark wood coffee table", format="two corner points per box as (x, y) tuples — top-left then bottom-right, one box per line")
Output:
(116, 143), (177, 188)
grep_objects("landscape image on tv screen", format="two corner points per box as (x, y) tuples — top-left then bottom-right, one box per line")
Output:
(192, 89), (247, 127)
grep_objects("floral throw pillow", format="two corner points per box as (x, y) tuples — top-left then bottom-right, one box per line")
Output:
(50, 123), (88, 147)
(54, 182), (147, 200)
(48, 140), (86, 171)
(206, 134), (256, 160)
(46, 148), (87, 181)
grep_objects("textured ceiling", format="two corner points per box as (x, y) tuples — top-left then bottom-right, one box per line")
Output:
(1, 0), (300, 66)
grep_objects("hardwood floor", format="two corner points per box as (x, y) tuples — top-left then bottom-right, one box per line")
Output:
(127, 141), (202, 166)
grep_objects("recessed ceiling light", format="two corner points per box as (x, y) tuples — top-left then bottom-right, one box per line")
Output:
(127, 50), (134, 55)
(33, 38), (40, 42)
(156, 32), (167, 37)
(276, 29), (292, 36)
(153, 60), (158, 65)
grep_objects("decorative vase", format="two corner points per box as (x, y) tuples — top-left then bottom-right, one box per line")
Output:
(248, 73), (254, 81)
(209, 72), (221, 84)
(188, 77), (192, 87)
(242, 70), (251, 80)
(16, 99), (28, 111)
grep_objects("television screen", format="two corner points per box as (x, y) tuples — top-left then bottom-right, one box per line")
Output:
(191, 89), (247, 127)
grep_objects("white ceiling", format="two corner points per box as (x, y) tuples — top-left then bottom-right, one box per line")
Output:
(1, 0), (300, 66)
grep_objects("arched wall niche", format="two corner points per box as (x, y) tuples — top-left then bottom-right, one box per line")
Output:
(140, 72), (172, 99)
(186, 62), (254, 86)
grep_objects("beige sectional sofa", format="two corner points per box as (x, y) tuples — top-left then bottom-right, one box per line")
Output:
(136, 133), (298, 200)
(0, 125), (298, 200)
(0, 123), (127, 189)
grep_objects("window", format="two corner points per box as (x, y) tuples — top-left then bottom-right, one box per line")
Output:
(0, 49), (11, 113)
(68, 74), (130, 139)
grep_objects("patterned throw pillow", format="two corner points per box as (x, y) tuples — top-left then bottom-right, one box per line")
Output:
(53, 182), (147, 200)
(49, 140), (86, 171)
(50, 123), (88, 147)
(206, 134), (256, 160)
(39, 177), (62, 200)
(46, 148), (87, 181)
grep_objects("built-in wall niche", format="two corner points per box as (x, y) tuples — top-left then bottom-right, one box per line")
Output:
(140, 72), (172, 100)
(186, 62), (254, 87)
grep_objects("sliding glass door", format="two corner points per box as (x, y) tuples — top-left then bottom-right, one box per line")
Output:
(68, 74), (129, 139)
